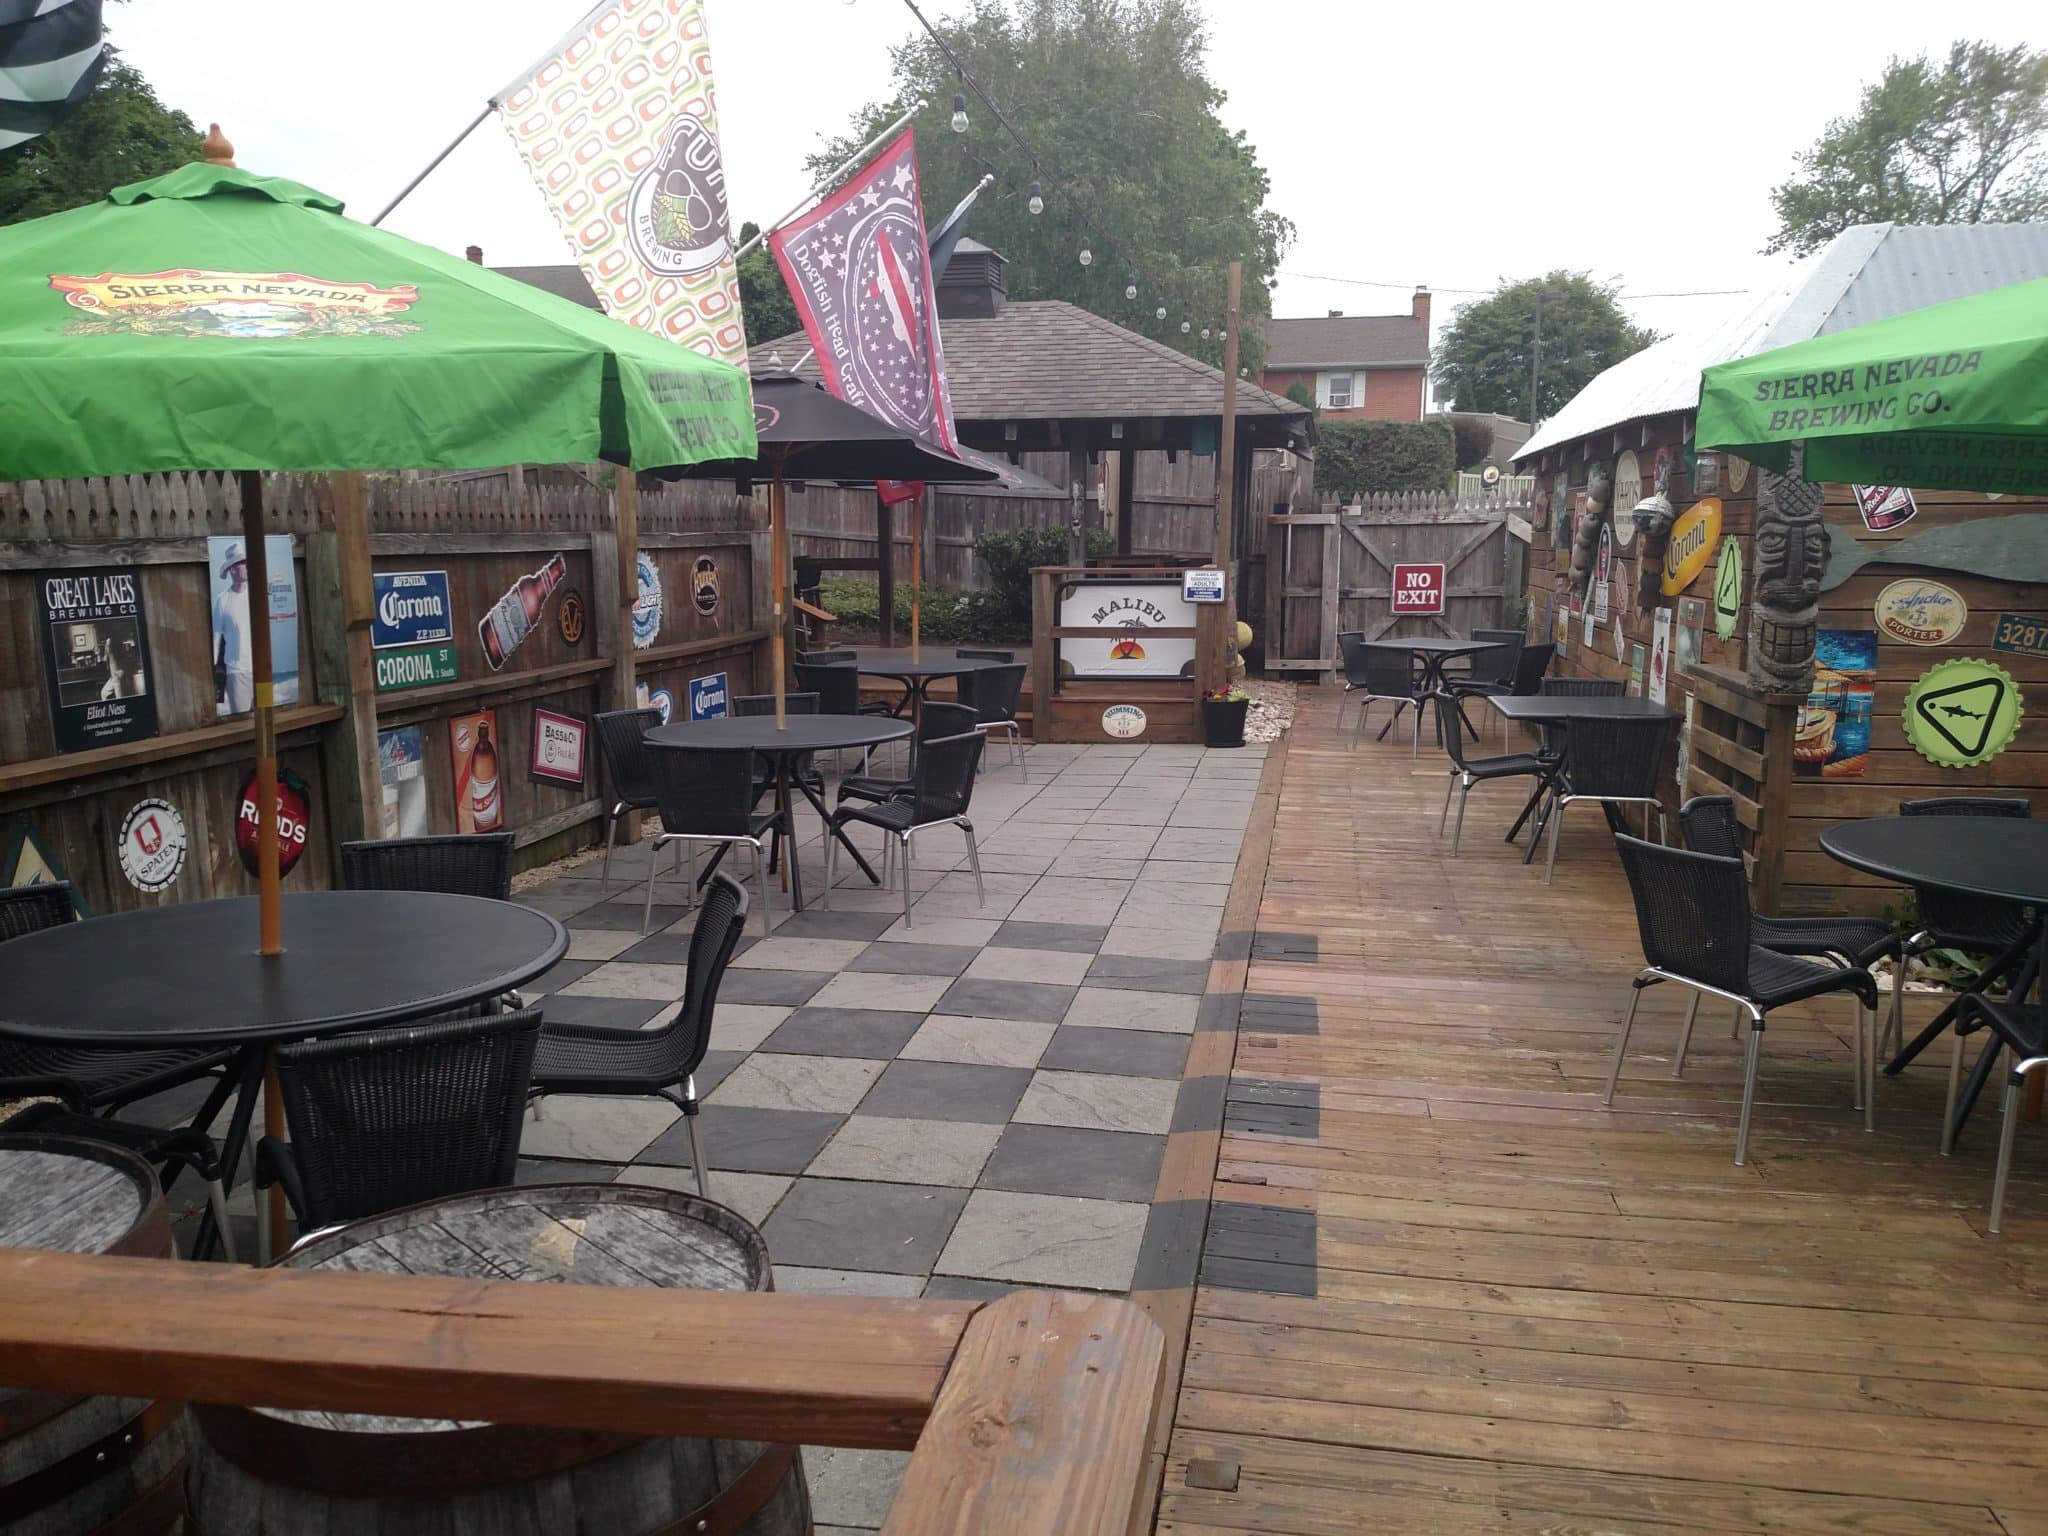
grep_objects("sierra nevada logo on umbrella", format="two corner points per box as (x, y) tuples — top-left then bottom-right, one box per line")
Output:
(49, 269), (420, 339)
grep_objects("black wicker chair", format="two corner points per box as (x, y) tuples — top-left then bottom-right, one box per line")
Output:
(1603, 835), (1879, 1164)
(795, 662), (893, 776)
(0, 882), (235, 1115)
(1449, 631), (1537, 738)
(255, 1007), (542, 1241)
(1536, 674), (1625, 759)
(1540, 712), (1674, 885)
(1951, 993), (2048, 1232)
(731, 691), (825, 815)
(594, 707), (664, 893)
(339, 833), (514, 900)
(1433, 694), (1550, 857)
(958, 661), (1028, 778)
(640, 744), (782, 936)
(529, 873), (750, 1199)
(837, 701), (977, 808)
(823, 729), (986, 927)
(1336, 632), (1424, 754)
(2, 1099), (239, 1261)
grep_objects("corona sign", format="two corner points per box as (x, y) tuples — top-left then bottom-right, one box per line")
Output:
(1660, 498), (1723, 596)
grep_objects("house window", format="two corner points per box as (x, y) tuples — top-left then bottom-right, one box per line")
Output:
(1326, 372), (1355, 409)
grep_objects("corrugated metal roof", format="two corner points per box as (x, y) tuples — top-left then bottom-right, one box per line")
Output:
(1514, 221), (2048, 462)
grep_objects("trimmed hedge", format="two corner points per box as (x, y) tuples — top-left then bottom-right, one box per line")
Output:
(1315, 417), (1456, 497)
(819, 577), (1008, 644)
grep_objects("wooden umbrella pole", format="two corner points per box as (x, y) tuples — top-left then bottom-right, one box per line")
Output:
(236, 471), (283, 956)
(770, 466), (788, 729)
(910, 489), (922, 663)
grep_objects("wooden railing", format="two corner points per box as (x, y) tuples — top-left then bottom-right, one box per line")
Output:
(0, 1248), (1163, 1535)
(1683, 663), (1799, 915)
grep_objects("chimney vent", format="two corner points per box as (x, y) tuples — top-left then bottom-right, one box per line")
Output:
(465, 245), (483, 265)
(1327, 309), (1342, 318)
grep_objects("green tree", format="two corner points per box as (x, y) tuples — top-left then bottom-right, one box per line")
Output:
(1431, 273), (1655, 424)
(809, 0), (1291, 372)
(0, 52), (201, 226)
(736, 221), (800, 350)
(1767, 41), (2048, 256)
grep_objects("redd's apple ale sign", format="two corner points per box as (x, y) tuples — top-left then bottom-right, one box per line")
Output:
(235, 766), (312, 878)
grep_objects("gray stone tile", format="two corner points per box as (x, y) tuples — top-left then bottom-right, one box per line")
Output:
(720, 969), (831, 1006)
(765, 1008), (927, 1059)
(763, 1179), (969, 1274)
(875, 915), (1002, 947)
(514, 1157), (621, 1186)
(774, 1266), (925, 1297)
(692, 1049), (745, 1099)
(1063, 986), (1201, 1034)
(1038, 1025), (1190, 1079)
(522, 1094), (678, 1163)
(771, 910), (899, 941)
(734, 936), (870, 972)
(1083, 953), (1211, 995)
(709, 1054), (884, 1114)
(1098, 926), (1217, 961)
(615, 931), (697, 965)
(978, 1123), (1166, 1203)
(563, 929), (640, 962)
(847, 942), (981, 977)
(521, 958), (601, 996)
(935, 1190), (1148, 1289)
(809, 1116), (1001, 1186)
(805, 1446), (911, 1530)
(533, 994), (667, 1030)
(808, 971), (953, 1012)
(896, 1015), (1055, 1070)
(616, 1165), (791, 1226)
(1114, 894), (1225, 933)
(639, 1105), (843, 1175)
(934, 976), (1076, 1024)
(860, 1061), (1031, 1124)
(991, 921), (1108, 954)
(572, 901), (688, 931)
(1016, 1069), (1179, 1134)
(707, 1003), (792, 1053)
(558, 961), (689, 1001)
(1140, 858), (1237, 886)
(964, 947), (1094, 986)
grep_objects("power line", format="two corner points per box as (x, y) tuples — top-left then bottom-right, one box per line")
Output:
(1279, 268), (1751, 301)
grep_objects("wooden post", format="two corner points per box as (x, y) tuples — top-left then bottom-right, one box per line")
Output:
(307, 472), (380, 845)
(235, 472), (283, 957)
(876, 492), (896, 648)
(1115, 446), (1135, 556)
(1210, 260), (1243, 693)
(611, 471), (640, 720)
(1030, 568), (1056, 742)
(1754, 696), (1796, 917)
(1066, 447), (1089, 568)
(910, 489), (923, 662)
(770, 471), (789, 727)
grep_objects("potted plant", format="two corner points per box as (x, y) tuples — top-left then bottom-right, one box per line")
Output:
(1201, 685), (1251, 748)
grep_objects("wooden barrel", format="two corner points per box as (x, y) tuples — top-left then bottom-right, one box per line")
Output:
(187, 1183), (812, 1536)
(0, 1134), (187, 1536)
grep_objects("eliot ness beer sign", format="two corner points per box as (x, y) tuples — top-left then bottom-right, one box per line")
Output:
(37, 566), (159, 753)
(370, 570), (457, 693)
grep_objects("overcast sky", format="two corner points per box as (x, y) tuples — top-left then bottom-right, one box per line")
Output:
(113, 0), (2042, 360)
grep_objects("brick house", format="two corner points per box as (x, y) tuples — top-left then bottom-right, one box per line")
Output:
(1257, 287), (1431, 420)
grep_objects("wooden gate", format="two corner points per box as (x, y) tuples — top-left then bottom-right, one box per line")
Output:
(1263, 492), (1515, 674)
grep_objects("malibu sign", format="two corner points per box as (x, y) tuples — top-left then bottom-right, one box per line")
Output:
(1660, 498), (1722, 597)
(371, 570), (458, 693)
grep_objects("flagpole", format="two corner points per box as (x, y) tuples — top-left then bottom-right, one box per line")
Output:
(733, 103), (923, 261)
(910, 489), (923, 664)
(371, 102), (495, 227)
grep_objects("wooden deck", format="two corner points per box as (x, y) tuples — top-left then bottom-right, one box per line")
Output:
(1157, 688), (2048, 1536)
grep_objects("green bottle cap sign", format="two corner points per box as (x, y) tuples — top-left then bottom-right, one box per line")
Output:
(1712, 535), (1742, 641)
(1902, 657), (2023, 768)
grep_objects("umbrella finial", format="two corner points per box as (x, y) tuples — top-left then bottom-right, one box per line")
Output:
(203, 123), (236, 167)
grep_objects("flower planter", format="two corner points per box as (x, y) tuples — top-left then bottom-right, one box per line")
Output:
(1202, 696), (1249, 748)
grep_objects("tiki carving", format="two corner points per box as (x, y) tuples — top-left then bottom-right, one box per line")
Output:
(1630, 448), (1678, 542)
(1746, 443), (1828, 694)
(1569, 468), (1612, 592)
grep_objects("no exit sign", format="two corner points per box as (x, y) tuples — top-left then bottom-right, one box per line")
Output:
(1391, 563), (1445, 615)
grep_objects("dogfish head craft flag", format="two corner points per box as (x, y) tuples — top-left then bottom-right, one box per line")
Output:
(496, 0), (747, 369)
(0, 0), (106, 151)
(770, 129), (957, 456)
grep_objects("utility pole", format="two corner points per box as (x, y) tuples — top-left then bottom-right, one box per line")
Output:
(1528, 289), (1562, 427)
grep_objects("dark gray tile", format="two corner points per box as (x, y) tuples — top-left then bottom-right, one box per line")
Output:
(849, 942), (981, 977)
(618, 933), (695, 964)
(1083, 953), (1210, 995)
(1172, 1075), (1228, 1134)
(860, 1061), (1031, 1124)
(523, 957), (602, 995)
(765, 1008), (927, 1059)
(1200, 1202), (1318, 1297)
(761, 1179), (969, 1274)
(935, 977), (1076, 1024)
(720, 969), (831, 1006)
(1241, 993), (1318, 1035)
(638, 1105), (843, 1174)
(922, 1275), (1024, 1302)
(573, 902), (689, 931)
(1038, 1025), (1189, 1080)
(774, 910), (899, 941)
(515, 1158), (622, 1186)
(992, 921), (1108, 954)
(1224, 1078), (1320, 1140)
(537, 994), (668, 1029)
(979, 1123), (1165, 1203)
(693, 1049), (745, 1099)
(1132, 1197), (1207, 1292)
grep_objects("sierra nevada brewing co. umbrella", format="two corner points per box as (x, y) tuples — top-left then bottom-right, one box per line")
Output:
(0, 145), (755, 954)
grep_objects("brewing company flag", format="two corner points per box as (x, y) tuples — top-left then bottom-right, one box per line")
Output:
(770, 129), (957, 455)
(496, 0), (746, 368)
(0, 0), (106, 152)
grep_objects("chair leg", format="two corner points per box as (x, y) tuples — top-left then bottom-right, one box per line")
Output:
(641, 836), (664, 935)
(205, 1175), (237, 1265)
(900, 833), (914, 928)
(1543, 796), (1567, 884)
(1990, 1056), (2024, 1234)
(962, 821), (986, 907)
(1438, 773), (1457, 835)
(1943, 1025), (1967, 1155)
(1672, 993), (1701, 1079)
(1602, 980), (1645, 1105)
(685, 1101), (712, 1202)
(750, 839), (772, 937)
(1851, 997), (1867, 1118)
(1450, 782), (1471, 857)
(1729, 1002), (1745, 1039)
(683, 843), (699, 907)
(1884, 958), (1907, 1058)
(1734, 1012), (1765, 1167)
(820, 822), (836, 909)
(598, 802), (623, 894)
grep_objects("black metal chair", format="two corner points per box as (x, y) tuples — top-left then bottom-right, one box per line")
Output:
(1540, 713), (1674, 885)
(639, 744), (782, 935)
(0, 882), (235, 1117)
(1433, 694), (1550, 857)
(1536, 674), (1624, 759)
(1451, 629), (1523, 691)
(1336, 631), (1424, 755)
(958, 662), (1028, 778)
(837, 701), (977, 808)
(1951, 992), (2048, 1232)
(2, 1099), (239, 1262)
(255, 1007), (542, 1242)
(594, 707), (663, 893)
(1603, 835), (1879, 1164)
(1454, 636), (1550, 739)
(528, 874), (750, 1199)
(795, 661), (883, 775)
(823, 729), (987, 927)
(340, 833), (514, 900)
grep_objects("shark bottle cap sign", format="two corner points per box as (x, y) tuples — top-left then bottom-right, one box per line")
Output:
(1903, 658), (2022, 768)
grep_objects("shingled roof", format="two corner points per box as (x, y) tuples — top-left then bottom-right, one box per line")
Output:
(491, 264), (602, 310)
(1259, 312), (1428, 370)
(750, 300), (1311, 452)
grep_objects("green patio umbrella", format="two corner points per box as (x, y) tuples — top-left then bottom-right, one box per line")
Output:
(0, 153), (755, 956)
(1696, 276), (2048, 496)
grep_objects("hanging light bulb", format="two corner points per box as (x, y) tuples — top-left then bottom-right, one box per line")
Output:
(1078, 244), (1093, 267)
(1201, 326), (1211, 340)
(1124, 277), (1138, 301)
(1154, 298), (1167, 321)
(951, 91), (969, 133)
(1218, 327), (1228, 342)
(1239, 365), (1249, 376)
(1179, 316), (1192, 334)
(1027, 180), (1044, 216)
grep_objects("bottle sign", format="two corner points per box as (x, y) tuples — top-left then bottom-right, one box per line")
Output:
(469, 721), (502, 831)
(479, 554), (567, 670)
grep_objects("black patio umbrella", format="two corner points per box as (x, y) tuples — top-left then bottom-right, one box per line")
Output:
(660, 373), (998, 721)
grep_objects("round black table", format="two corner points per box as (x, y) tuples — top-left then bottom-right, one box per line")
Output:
(646, 713), (913, 909)
(1361, 636), (1508, 695)
(850, 648), (1005, 723)
(0, 890), (565, 1260)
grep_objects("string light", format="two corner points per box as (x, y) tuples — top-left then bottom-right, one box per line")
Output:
(1179, 316), (1191, 334)
(1027, 180), (1043, 216)
(1078, 243), (1093, 267)
(1201, 325), (1211, 340)
(1154, 298), (1167, 320)
(1124, 278), (1138, 300)
(950, 90), (969, 134)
